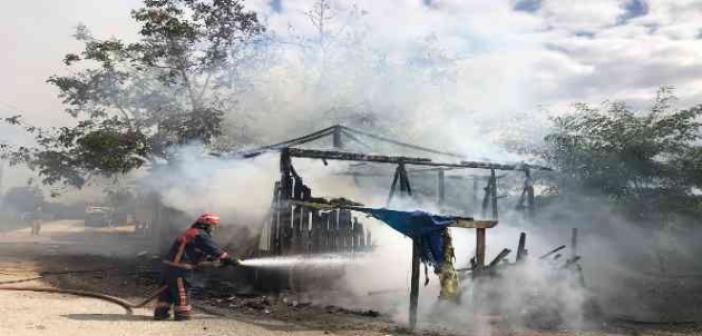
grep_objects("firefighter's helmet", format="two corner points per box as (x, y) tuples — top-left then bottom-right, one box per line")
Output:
(196, 213), (221, 226)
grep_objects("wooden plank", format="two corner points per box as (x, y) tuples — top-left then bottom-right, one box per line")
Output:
(450, 220), (497, 229)
(409, 239), (420, 331)
(539, 245), (565, 260)
(488, 248), (511, 268)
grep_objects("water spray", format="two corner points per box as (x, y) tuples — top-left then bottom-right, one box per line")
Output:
(240, 253), (367, 269)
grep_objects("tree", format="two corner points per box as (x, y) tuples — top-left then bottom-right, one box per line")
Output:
(544, 87), (702, 220)
(4, 0), (264, 188)
(1, 186), (44, 214)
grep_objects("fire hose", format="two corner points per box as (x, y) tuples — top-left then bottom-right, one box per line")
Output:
(0, 268), (166, 314)
(0, 285), (166, 314)
(0, 260), (242, 314)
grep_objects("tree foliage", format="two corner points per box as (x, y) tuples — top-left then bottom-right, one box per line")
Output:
(1, 186), (44, 214)
(5, 0), (264, 188)
(545, 88), (702, 219)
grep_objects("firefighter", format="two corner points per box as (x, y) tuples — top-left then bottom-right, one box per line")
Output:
(154, 213), (240, 321)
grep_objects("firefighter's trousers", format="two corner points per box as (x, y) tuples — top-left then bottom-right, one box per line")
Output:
(154, 265), (193, 320)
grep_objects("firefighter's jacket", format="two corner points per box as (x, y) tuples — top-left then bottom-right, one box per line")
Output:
(163, 223), (229, 269)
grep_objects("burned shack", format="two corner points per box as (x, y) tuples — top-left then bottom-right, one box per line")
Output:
(235, 125), (549, 260)
(230, 125), (561, 328)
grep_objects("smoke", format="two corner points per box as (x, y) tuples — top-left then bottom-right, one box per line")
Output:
(4, 0), (702, 332)
(217, 1), (551, 160)
(142, 147), (279, 228)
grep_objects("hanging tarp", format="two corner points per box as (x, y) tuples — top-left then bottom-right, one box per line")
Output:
(356, 208), (456, 268)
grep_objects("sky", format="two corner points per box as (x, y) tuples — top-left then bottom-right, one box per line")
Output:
(1, 0), (701, 125)
(0, 0), (702, 189)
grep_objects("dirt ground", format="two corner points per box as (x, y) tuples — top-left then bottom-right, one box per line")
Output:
(1, 221), (701, 336)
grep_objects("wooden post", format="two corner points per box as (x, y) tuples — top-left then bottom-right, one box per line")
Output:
(386, 166), (401, 206)
(409, 238), (420, 330)
(525, 168), (535, 219)
(398, 163), (412, 196)
(437, 168), (446, 207)
(472, 177), (479, 214)
(481, 177), (491, 218)
(490, 169), (498, 220)
(476, 228), (486, 267)
(516, 232), (527, 261)
(571, 228), (578, 258)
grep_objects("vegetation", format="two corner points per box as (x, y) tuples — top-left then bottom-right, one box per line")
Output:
(4, 0), (264, 188)
(544, 87), (702, 222)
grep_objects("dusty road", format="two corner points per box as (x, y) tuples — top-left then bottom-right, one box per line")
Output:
(0, 221), (396, 336)
(0, 290), (357, 336)
(2, 221), (702, 336)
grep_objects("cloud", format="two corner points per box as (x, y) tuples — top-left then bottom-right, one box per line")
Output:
(2, 0), (702, 156)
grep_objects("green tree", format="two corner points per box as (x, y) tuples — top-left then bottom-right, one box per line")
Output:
(5, 0), (264, 188)
(544, 88), (702, 220)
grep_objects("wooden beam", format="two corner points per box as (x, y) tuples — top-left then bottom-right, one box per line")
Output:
(488, 248), (511, 268)
(287, 148), (551, 172)
(539, 245), (565, 260)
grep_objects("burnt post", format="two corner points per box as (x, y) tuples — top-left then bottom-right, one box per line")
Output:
(481, 176), (491, 218)
(525, 168), (535, 219)
(409, 239), (420, 330)
(390, 163), (419, 330)
(490, 169), (498, 219)
(388, 163), (412, 205)
(437, 168), (446, 207)
(516, 232), (527, 261)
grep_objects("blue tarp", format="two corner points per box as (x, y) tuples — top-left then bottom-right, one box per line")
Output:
(357, 208), (456, 268)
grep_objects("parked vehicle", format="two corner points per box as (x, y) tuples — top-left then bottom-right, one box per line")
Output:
(84, 206), (114, 227)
